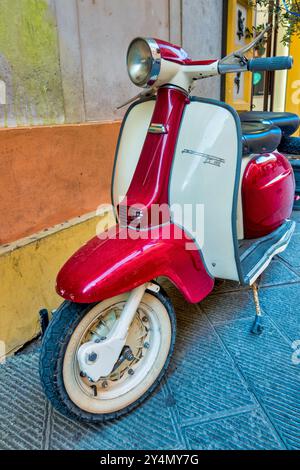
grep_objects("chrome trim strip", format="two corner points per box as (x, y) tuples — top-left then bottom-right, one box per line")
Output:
(145, 38), (161, 88)
(148, 123), (168, 134)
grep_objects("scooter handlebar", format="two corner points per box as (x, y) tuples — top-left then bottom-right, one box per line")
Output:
(247, 56), (293, 72)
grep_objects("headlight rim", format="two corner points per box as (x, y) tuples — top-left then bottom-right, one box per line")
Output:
(127, 37), (161, 88)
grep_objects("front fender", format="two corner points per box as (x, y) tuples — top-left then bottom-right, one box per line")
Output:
(56, 223), (214, 304)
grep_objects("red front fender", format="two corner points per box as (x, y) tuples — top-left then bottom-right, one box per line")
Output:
(56, 223), (214, 304)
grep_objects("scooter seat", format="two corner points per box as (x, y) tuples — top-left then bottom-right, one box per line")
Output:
(241, 121), (282, 155)
(239, 111), (300, 137)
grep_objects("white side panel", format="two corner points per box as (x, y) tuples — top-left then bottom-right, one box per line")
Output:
(169, 100), (240, 281)
(113, 100), (155, 207)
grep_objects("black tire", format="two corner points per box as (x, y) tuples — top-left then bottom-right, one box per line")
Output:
(39, 283), (176, 423)
(279, 136), (300, 155)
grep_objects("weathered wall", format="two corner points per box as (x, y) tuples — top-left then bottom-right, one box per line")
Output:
(58, 0), (223, 122)
(0, 0), (223, 127)
(73, 0), (170, 122)
(182, 0), (223, 100)
(0, 0), (64, 127)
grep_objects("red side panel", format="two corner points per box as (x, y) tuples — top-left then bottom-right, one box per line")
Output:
(154, 38), (190, 64)
(121, 86), (188, 226)
(154, 38), (217, 66)
(242, 152), (295, 239)
(56, 223), (214, 304)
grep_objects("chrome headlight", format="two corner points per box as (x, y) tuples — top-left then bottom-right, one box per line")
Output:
(127, 38), (161, 88)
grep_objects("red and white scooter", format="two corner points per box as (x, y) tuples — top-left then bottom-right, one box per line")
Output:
(40, 27), (297, 422)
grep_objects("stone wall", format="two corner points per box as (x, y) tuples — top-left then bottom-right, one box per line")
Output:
(0, 0), (224, 127)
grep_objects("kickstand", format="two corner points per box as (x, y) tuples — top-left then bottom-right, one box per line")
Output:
(251, 280), (264, 335)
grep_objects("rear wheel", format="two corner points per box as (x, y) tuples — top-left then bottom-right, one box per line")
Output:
(279, 136), (300, 155)
(39, 284), (176, 422)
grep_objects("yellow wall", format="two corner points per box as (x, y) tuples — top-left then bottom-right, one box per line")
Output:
(225, 0), (254, 110)
(273, 26), (289, 113)
(0, 211), (115, 358)
(286, 35), (300, 135)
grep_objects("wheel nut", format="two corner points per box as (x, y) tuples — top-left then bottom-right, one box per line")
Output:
(88, 352), (98, 362)
(142, 316), (148, 322)
(124, 348), (134, 361)
(102, 380), (108, 388)
(128, 368), (134, 376)
(144, 342), (150, 349)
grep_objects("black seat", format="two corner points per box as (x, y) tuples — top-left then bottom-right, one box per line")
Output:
(239, 111), (300, 137)
(241, 121), (282, 155)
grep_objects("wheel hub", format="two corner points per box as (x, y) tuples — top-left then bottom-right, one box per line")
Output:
(78, 307), (149, 390)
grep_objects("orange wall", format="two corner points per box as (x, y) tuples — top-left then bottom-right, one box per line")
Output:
(0, 122), (120, 244)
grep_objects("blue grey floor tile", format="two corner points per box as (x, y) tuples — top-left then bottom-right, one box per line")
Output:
(212, 279), (245, 295)
(292, 211), (300, 224)
(278, 234), (300, 269)
(200, 261), (299, 326)
(0, 352), (184, 450)
(215, 317), (300, 449)
(200, 290), (255, 325)
(294, 222), (300, 235)
(0, 354), (46, 450)
(166, 303), (254, 423)
(1, 274), (300, 450)
(184, 408), (284, 450)
(211, 259), (299, 296)
(16, 337), (41, 356)
(291, 211), (300, 234)
(259, 260), (299, 286)
(50, 384), (184, 450)
(259, 284), (300, 342)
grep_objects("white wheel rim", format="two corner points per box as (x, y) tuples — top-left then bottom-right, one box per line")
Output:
(62, 292), (172, 414)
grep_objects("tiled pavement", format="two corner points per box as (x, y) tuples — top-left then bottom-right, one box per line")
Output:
(0, 213), (300, 450)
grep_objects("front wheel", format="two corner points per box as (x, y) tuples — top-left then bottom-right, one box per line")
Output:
(39, 284), (176, 422)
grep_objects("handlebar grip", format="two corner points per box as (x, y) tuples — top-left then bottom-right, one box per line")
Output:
(248, 56), (293, 72)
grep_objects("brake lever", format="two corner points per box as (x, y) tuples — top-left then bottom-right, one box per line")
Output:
(220, 23), (272, 66)
(233, 53), (248, 66)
